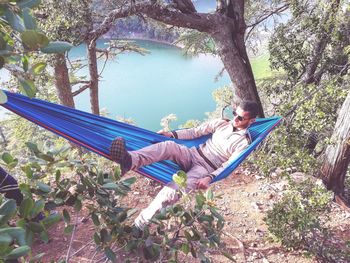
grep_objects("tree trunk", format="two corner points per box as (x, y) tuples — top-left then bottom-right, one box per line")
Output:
(53, 53), (75, 108)
(211, 24), (264, 116)
(320, 91), (350, 194)
(87, 40), (100, 115)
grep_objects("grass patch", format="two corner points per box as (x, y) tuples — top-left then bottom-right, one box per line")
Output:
(250, 53), (272, 79)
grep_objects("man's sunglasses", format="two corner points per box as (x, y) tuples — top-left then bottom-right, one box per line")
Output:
(232, 110), (249, 121)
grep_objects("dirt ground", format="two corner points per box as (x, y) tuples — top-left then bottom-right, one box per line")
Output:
(31, 168), (350, 263)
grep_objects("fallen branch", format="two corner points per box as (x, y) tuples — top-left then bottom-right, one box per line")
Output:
(66, 211), (80, 262)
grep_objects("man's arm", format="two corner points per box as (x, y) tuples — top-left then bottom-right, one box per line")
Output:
(171, 119), (228, 140)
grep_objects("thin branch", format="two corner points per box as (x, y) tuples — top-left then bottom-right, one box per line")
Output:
(246, 4), (289, 41)
(67, 240), (94, 259)
(72, 83), (91, 97)
(71, 80), (91, 86)
(66, 211), (80, 262)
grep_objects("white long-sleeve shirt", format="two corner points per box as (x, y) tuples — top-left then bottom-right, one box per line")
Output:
(172, 119), (251, 178)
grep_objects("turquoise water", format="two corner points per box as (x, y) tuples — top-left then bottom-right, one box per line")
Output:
(70, 40), (231, 130)
(0, 40), (231, 130)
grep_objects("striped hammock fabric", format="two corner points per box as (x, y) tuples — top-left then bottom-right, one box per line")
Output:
(1, 91), (282, 184)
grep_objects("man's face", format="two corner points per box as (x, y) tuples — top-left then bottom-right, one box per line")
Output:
(232, 106), (255, 130)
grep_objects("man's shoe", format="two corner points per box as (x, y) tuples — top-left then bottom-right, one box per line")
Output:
(110, 137), (132, 176)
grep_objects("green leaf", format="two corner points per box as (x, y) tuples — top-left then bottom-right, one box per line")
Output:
(0, 227), (26, 246)
(0, 35), (6, 50)
(40, 41), (73, 54)
(74, 199), (82, 211)
(91, 213), (100, 226)
(62, 209), (70, 223)
(195, 194), (205, 208)
(6, 245), (31, 259)
(22, 165), (33, 179)
(22, 55), (29, 72)
(93, 232), (101, 245)
(180, 243), (190, 254)
(0, 89), (7, 103)
(22, 8), (36, 30)
(19, 78), (37, 98)
(0, 199), (17, 226)
(19, 198), (34, 218)
(102, 182), (118, 190)
(36, 182), (51, 193)
(20, 30), (49, 50)
(5, 9), (25, 32)
(26, 142), (39, 153)
(2, 152), (14, 164)
(37, 153), (54, 162)
(55, 170), (61, 183)
(0, 233), (12, 246)
(205, 189), (214, 200)
(39, 230), (49, 243)
(104, 247), (116, 262)
(210, 207), (224, 221)
(0, 56), (4, 70)
(27, 222), (44, 233)
(30, 200), (45, 218)
(173, 170), (187, 188)
(17, 0), (41, 9)
(122, 177), (136, 187)
(222, 251), (236, 262)
(41, 213), (61, 227)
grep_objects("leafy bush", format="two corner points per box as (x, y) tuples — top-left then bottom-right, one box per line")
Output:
(1, 140), (232, 262)
(265, 179), (350, 262)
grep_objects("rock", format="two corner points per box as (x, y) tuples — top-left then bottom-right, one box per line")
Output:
(254, 228), (263, 233)
(262, 258), (270, 263)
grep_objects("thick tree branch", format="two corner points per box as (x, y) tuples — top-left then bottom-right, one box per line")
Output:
(90, 2), (219, 41)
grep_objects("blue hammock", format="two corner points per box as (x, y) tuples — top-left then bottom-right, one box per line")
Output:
(1, 91), (282, 184)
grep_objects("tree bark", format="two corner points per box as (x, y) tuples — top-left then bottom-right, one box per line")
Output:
(53, 53), (75, 108)
(320, 91), (350, 194)
(87, 40), (100, 115)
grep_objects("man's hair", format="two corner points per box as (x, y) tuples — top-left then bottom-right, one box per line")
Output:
(239, 100), (259, 118)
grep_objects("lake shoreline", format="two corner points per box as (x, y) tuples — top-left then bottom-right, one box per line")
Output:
(100, 36), (184, 49)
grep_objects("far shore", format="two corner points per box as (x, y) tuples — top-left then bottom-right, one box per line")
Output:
(100, 35), (184, 49)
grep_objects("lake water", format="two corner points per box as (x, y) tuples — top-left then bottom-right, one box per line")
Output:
(70, 40), (231, 130)
(0, 39), (231, 131)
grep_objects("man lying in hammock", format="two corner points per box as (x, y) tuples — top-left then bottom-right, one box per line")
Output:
(110, 100), (258, 229)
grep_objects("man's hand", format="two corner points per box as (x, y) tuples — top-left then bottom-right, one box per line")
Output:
(157, 130), (173, 138)
(196, 176), (212, 190)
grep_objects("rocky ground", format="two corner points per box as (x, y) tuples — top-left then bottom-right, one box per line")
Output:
(31, 168), (350, 262)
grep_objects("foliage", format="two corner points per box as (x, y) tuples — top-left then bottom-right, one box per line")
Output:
(265, 178), (350, 262)
(0, 136), (231, 262)
(253, 0), (350, 178)
(0, 0), (73, 101)
(160, 113), (178, 131)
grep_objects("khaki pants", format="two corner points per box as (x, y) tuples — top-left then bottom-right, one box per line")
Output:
(130, 141), (214, 228)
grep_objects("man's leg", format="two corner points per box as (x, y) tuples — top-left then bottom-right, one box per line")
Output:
(130, 141), (193, 171)
(134, 165), (210, 229)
